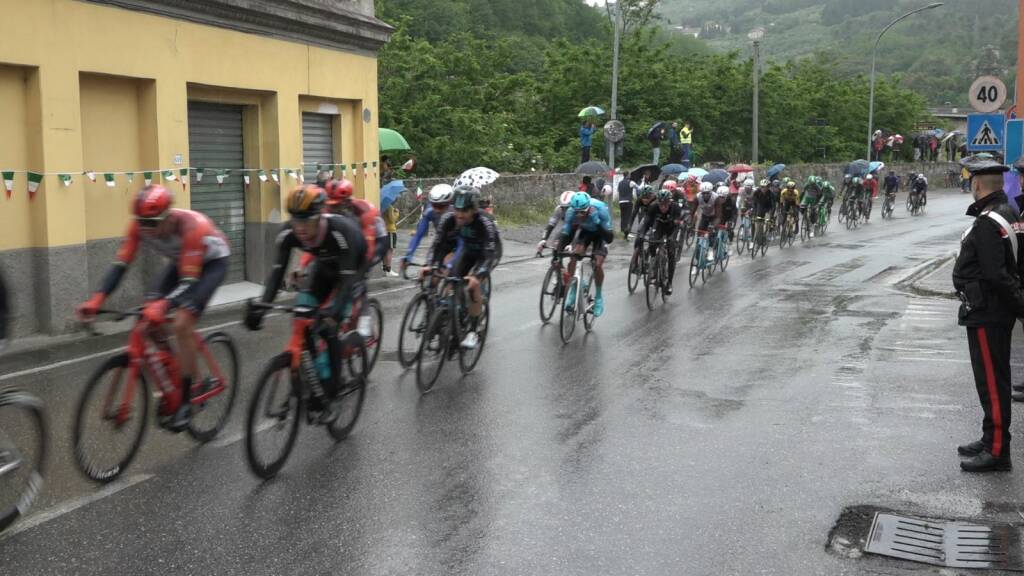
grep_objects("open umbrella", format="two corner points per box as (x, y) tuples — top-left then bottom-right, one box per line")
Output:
(576, 161), (610, 176)
(704, 168), (729, 186)
(868, 161), (885, 174)
(687, 167), (709, 180)
(578, 106), (605, 118)
(766, 164), (785, 179)
(647, 122), (667, 140)
(660, 163), (688, 176)
(629, 164), (661, 183)
(940, 131), (961, 145)
(379, 128), (411, 153)
(726, 163), (753, 174)
(845, 159), (870, 177)
(380, 180), (407, 211)
(454, 167), (499, 188)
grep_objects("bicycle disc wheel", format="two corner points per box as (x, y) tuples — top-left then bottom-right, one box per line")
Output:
(539, 265), (560, 323)
(328, 332), (368, 441)
(416, 308), (450, 393)
(688, 249), (700, 288)
(0, 390), (46, 533)
(559, 278), (578, 342)
(364, 299), (383, 374)
(627, 250), (641, 294)
(73, 354), (149, 483)
(187, 332), (239, 443)
(245, 353), (301, 479)
(459, 294), (490, 374)
(398, 293), (429, 368)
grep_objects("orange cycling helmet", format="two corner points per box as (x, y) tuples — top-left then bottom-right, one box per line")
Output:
(324, 179), (355, 205)
(133, 185), (173, 220)
(286, 185), (326, 219)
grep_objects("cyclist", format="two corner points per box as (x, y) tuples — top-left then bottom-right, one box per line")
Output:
(800, 177), (822, 237)
(424, 186), (500, 349)
(751, 179), (774, 248)
(538, 191), (576, 254)
(245, 185), (367, 424)
(779, 180), (801, 235)
(562, 192), (613, 316)
(911, 173), (928, 207)
(325, 179), (388, 266)
(681, 175), (700, 219)
(78, 185), (231, 431)
(864, 174), (878, 220)
(841, 173), (853, 199)
(718, 184), (739, 242)
(884, 171), (899, 197)
(401, 183), (454, 275)
(849, 176), (864, 217)
(738, 178), (755, 215)
(695, 182), (718, 261)
(821, 179), (836, 215)
(630, 184), (657, 233)
(635, 189), (682, 295)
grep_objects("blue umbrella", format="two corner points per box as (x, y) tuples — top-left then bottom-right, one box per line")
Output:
(704, 168), (729, 186)
(845, 159), (870, 177)
(767, 164), (786, 179)
(661, 163), (688, 176)
(868, 161), (885, 174)
(380, 179), (407, 211)
(687, 167), (709, 179)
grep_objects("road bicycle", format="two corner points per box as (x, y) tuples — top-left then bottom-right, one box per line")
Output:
(244, 301), (367, 479)
(688, 229), (714, 287)
(74, 309), (238, 483)
(645, 237), (672, 310)
(676, 203), (695, 256)
(844, 195), (861, 230)
(538, 247), (568, 323)
(799, 206), (815, 242)
(559, 237), (598, 343)
(627, 236), (650, 294)
(715, 225), (731, 272)
(780, 210), (797, 247)
(750, 216), (769, 259)
(736, 211), (752, 256)
(0, 388), (46, 533)
(908, 190), (925, 216)
(398, 262), (439, 368)
(817, 201), (831, 236)
(417, 272), (491, 392)
(881, 192), (896, 219)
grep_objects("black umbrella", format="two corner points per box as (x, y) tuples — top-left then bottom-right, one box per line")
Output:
(629, 164), (661, 183)
(647, 122), (667, 140)
(575, 161), (610, 176)
(844, 159), (870, 177)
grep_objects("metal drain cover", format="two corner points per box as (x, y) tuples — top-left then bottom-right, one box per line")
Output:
(864, 512), (1023, 570)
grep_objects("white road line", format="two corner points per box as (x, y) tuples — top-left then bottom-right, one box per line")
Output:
(209, 421), (275, 448)
(0, 474), (154, 540)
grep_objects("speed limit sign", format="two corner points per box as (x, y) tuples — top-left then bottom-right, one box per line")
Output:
(970, 75), (1007, 113)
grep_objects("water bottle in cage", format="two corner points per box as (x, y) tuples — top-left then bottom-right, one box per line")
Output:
(300, 350), (325, 400)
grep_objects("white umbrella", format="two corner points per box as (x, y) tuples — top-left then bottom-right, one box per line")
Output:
(454, 167), (500, 188)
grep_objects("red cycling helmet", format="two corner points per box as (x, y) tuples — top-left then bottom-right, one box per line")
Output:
(663, 180), (679, 191)
(133, 185), (173, 220)
(324, 179), (355, 205)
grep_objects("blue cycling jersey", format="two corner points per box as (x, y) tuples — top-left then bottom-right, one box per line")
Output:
(562, 198), (613, 236)
(404, 205), (444, 261)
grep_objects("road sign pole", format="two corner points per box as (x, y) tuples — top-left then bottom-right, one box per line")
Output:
(1019, 0), (1024, 110)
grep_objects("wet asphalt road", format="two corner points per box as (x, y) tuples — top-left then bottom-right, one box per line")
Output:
(3, 190), (1024, 575)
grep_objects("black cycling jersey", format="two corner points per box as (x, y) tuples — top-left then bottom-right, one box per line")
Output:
(428, 210), (500, 276)
(639, 201), (682, 238)
(752, 187), (773, 217)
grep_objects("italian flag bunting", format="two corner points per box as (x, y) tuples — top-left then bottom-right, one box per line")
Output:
(27, 172), (43, 198)
(104, 173), (116, 188)
(271, 169), (279, 184)
(216, 169), (230, 186)
(59, 174), (73, 187)
(243, 173), (251, 186)
(85, 171), (97, 183)
(195, 168), (204, 182)
(258, 169), (268, 182)
(143, 172), (153, 186)
(126, 172), (134, 184)
(162, 170), (177, 182)
(2, 171), (14, 198)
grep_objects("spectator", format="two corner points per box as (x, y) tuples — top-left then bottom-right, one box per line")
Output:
(913, 134), (924, 162)
(928, 135), (939, 162)
(381, 204), (400, 277)
(617, 173), (635, 238)
(680, 122), (693, 167)
(381, 155), (395, 184)
(668, 122), (682, 164)
(649, 126), (665, 165)
(579, 121), (595, 163)
(579, 175), (595, 196)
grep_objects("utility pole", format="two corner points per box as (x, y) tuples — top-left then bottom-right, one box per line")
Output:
(608, 0), (622, 174)
(1018, 0), (1024, 112)
(749, 28), (764, 166)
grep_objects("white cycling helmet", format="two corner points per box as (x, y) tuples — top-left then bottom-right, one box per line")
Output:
(558, 191), (575, 206)
(699, 181), (714, 193)
(743, 178), (754, 187)
(428, 184), (455, 204)
(716, 185), (729, 196)
(865, 174), (874, 180)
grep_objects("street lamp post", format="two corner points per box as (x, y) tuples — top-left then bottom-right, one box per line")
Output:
(749, 28), (765, 167)
(608, 0), (622, 172)
(867, 3), (943, 160)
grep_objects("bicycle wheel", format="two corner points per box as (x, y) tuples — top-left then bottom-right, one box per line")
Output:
(539, 265), (561, 323)
(328, 332), (368, 441)
(0, 390), (46, 533)
(645, 252), (659, 310)
(187, 332), (239, 443)
(627, 249), (641, 294)
(560, 277), (578, 342)
(660, 252), (671, 303)
(582, 264), (597, 332)
(245, 353), (301, 479)
(737, 225), (747, 255)
(683, 226), (694, 251)
(718, 237), (731, 272)
(759, 237), (768, 257)
(363, 299), (383, 374)
(688, 248), (700, 288)
(398, 293), (429, 368)
(416, 307), (451, 392)
(459, 291), (490, 374)
(73, 354), (149, 483)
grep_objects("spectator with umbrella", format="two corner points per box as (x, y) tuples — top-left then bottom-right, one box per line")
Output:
(580, 120), (596, 163)
(648, 122), (666, 165)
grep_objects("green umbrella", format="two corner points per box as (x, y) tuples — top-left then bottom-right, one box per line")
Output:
(578, 106), (606, 118)
(379, 128), (411, 152)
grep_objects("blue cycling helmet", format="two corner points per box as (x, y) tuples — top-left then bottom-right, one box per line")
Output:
(569, 192), (591, 211)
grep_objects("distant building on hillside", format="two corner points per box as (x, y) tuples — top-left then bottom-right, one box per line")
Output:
(672, 25), (701, 38)
(700, 21), (729, 39)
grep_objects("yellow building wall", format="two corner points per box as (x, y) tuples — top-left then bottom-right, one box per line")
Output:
(0, 0), (382, 249)
(0, 65), (33, 252)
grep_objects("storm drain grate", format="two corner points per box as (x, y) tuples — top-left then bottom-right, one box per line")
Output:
(864, 512), (1023, 570)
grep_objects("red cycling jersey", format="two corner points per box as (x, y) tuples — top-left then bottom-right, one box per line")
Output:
(342, 199), (381, 264)
(116, 209), (230, 280)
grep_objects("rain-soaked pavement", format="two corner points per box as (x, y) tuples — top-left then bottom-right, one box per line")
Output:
(3, 190), (1024, 575)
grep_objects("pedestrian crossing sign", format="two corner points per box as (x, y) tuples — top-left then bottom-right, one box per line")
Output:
(967, 113), (1005, 152)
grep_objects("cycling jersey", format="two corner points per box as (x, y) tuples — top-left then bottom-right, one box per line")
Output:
(751, 187), (773, 217)
(428, 211), (500, 277)
(404, 204), (447, 261)
(563, 198), (613, 237)
(639, 201), (682, 238)
(738, 187), (754, 211)
(99, 209), (231, 305)
(338, 199), (386, 265)
(801, 184), (821, 206)
(542, 205), (568, 240)
(697, 191), (717, 218)
(261, 214), (367, 320)
(780, 187), (800, 204)
(719, 195), (738, 225)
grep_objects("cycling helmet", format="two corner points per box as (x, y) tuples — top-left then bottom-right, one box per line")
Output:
(452, 186), (481, 210)
(844, 174), (852, 181)
(759, 179), (770, 187)
(569, 192), (591, 211)
(865, 174), (874, 181)
(699, 181), (714, 193)
(640, 184), (655, 197)
(133, 185), (173, 220)
(656, 189), (672, 202)
(716, 185), (729, 196)
(324, 179), (354, 205)
(786, 180), (796, 188)
(428, 183), (455, 204)
(852, 177), (862, 185)
(286, 185), (326, 219)
(558, 191), (576, 206)
(743, 178), (754, 187)
(663, 180), (679, 192)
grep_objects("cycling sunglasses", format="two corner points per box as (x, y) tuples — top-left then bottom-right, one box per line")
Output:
(137, 217), (166, 229)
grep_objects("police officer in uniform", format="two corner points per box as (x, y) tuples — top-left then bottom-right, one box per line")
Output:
(954, 159), (1024, 472)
